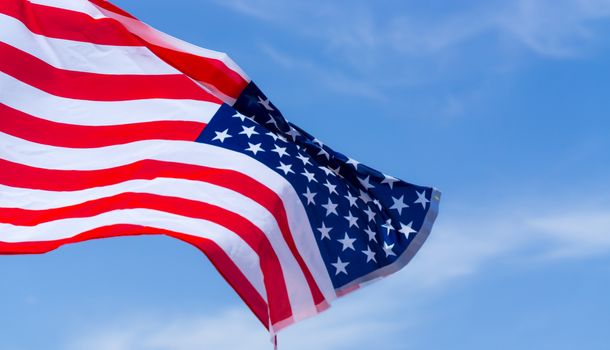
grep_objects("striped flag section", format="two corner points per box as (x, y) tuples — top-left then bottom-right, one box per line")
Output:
(0, 0), (441, 339)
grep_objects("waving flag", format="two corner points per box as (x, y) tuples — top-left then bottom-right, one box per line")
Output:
(0, 0), (441, 337)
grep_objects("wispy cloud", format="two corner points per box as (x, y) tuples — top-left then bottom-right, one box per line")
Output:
(212, 0), (610, 119)
(66, 310), (267, 350)
(497, 0), (610, 57)
(259, 43), (387, 101)
(399, 198), (610, 291)
(529, 209), (610, 258)
(64, 194), (610, 349)
(66, 305), (400, 350)
(216, 0), (610, 59)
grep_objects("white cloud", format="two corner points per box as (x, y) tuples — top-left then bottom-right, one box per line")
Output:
(66, 310), (266, 350)
(210, 0), (276, 20)
(211, 0), (610, 118)
(528, 209), (610, 258)
(496, 0), (610, 57)
(66, 304), (400, 350)
(64, 196), (610, 349)
(398, 200), (610, 291)
(216, 0), (610, 59)
(259, 43), (388, 101)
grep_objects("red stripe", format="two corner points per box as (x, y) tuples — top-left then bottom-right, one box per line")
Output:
(0, 192), (292, 324)
(182, 233), (270, 328)
(0, 158), (327, 306)
(87, 0), (137, 19)
(0, 42), (219, 102)
(0, 103), (207, 147)
(0, 224), (270, 328)
(0, 0), (141, 46)
(90, 0), (249, 99)
(144, 42), (248, 100)
(0, 0), (248, 100)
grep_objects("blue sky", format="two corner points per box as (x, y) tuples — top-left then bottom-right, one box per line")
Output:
(2, 0), (610, 349)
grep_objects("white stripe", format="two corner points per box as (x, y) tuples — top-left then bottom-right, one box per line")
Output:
(0, 13), (180, 76)
(0, 208), (267, 301)
(0, 72), (219, 125)
(28, 0), (106, 19)
(91, 6), (250, 83)
(98, 8), (249, 81)
(0, 134), (337, 306)
(27, 0), (250, 88)
(0, 178), (314, 312)
(29, 0), (249, 80)
(196, 80), (237, 106)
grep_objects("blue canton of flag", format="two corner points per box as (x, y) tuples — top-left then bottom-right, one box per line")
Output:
(198, 82), (441, 294)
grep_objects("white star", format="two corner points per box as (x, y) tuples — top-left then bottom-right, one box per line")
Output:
(245, 142), (264, 155)
(313, 138), (324, 147)
(343, 211), (359, 228)
(296, 153), (311, 166)
(301, 169), (317, 183)
(317, 222), (332, 240)
(383, 242), (396, 257)
(345, 192), (358, 207)
(390, 195), (409, 215)
(346, 157), (360, 169)
(302, 187), (316, 205)
(381, 219), (394, 236)
(358, 189), (372, 203)
(232, 112), (248, 122)
(257, 96), (274, 111)
(323, 180), (337, 195)
(318, 147), (330, 160)
(337, 233), (356, 251)
(332, 257), (349, 275)
(266, 114), (279, 128)
(321, 198), (338, 216)
(364, 227), (377, 242)
(363, 206), (376, 222)
(330, 166), (342, 177)
(414, 190), (430, 209)
(239, 125), (259, 138)
(373, 199), (383, 210)
(358, 176), (375, 190)
(381, 174), (398, 189)
(362, 246), (377, 263)
(265, 131), (279, 141)
(276, 162), (294, 175)
(271, 144), (288, 158)
(212, 128), (232, 143)
(319, 166), (335, 177)
(399, 221), (417, 238)
(287, 126), (300, 140)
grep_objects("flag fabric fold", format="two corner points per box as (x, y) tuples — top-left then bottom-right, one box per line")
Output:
(0, 0), (441, 336)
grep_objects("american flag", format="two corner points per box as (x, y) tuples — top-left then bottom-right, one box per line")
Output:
(0, 0), (441, 336)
